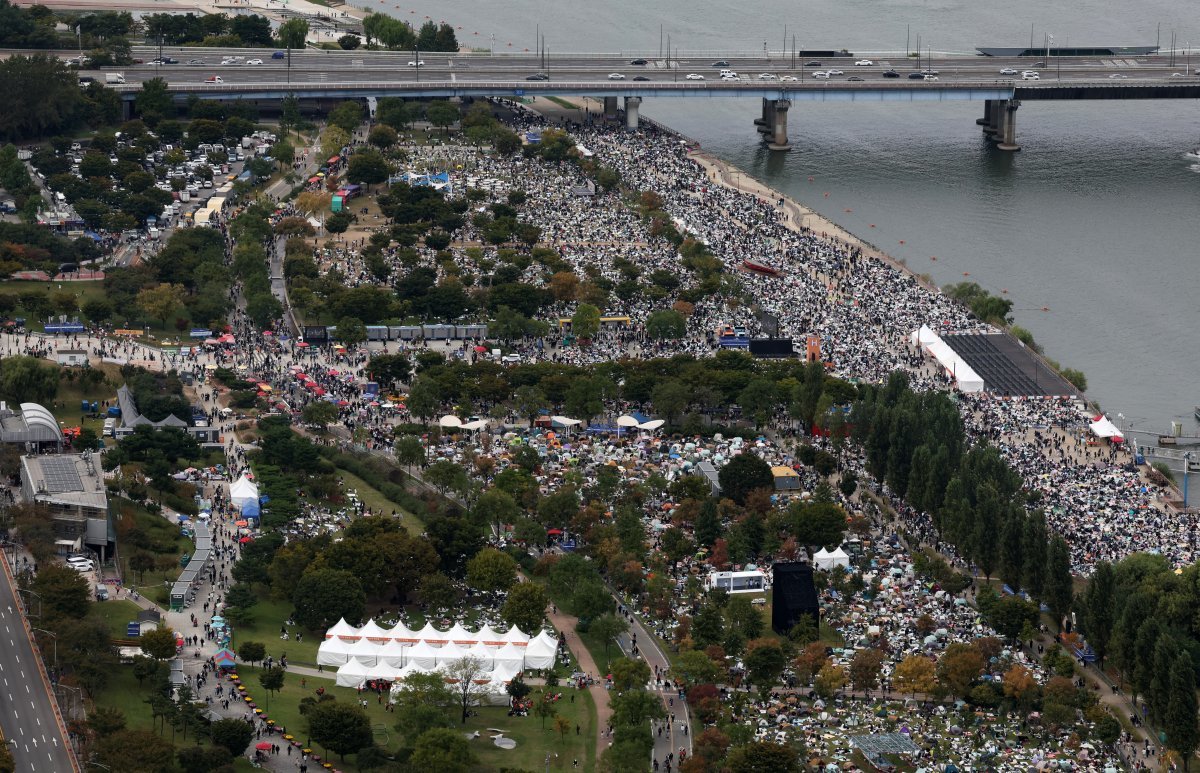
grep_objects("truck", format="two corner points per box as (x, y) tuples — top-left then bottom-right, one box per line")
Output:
(105, 73), (125, 84)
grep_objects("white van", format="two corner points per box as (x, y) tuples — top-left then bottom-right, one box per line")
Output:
(105, 73), (125, 85)
(103, 417), (116, 436)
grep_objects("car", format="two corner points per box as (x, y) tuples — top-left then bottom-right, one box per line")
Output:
(780, 75), (798, 81)
(162, 57), (178, 64)
(607, 72), (625, 79)
(221, 58), (237, 65)
(1021, 72), (1040, 80)
(187, 59), (205, 66)
(826, 69), (843, 75)
(882, 69), (900, 78)
(921, 69), (939, 75)
(854, 59), (873, 66)
(149, 58), (165, 65)
(525, 73), (548, 80)
(630, 58), (647, 65)
(711, 60), (730, 67)
(1108, 73), (1128, 79)
(272, 51), (286, 59)
(812, 71), (830, 79)
(408, 60), (425, 67)
(1021, 70), (1039, 77)
(1033, 61), (1046, 67)
(720, 74), (739, 81)
(686, 73), (705, 80)
(923, 74), (939, 81)
(246, 59), (264, 65)
(907, 72), (925, 79)
(632, 75), (650, 81)
(1171, 72), (1186, 77)
(758, 72), (776, 80)
(805, 60), (822, 66)
(847, 75), (864, 81)
(999, 67), (1018, 75)
(205, 76), (223, 83)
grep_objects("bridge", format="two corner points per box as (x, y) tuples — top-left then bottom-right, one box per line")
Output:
(100, 46), (1200, 151)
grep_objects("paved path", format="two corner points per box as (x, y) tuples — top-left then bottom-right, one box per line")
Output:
(614, 606), (692, 768)
(0, 559), (78, 772)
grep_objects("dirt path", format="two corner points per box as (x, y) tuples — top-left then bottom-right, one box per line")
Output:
(545, 604), (611, 762)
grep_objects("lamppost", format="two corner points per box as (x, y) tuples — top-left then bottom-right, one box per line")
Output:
(1046, 33), (1052, 65)
(32, 627), (57, 671)
(1185, 451), (1194, 508)
(1188, 41), (1191, 76)
(17, 588), (42, 617)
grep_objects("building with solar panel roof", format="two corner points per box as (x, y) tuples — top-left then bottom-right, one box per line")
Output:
(19, 451), (111, 557)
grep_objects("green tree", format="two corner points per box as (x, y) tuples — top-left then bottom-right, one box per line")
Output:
(301, 400), (339, 430)
(425, 101), (459, 134)
(134, 77), (173, 124)
(726, 741), (803, 773)
(501, 581), (548, 634)
(347, 147), (390, 188)
(308, 700), (373, 761)
(293, 568), (366, 631)
(410, 727), (475, 772)
(393, 670), (456, 740)
(589, 613), (629, 656)
(258, 666), (285, 710)
(465, 547), (518, 594)
(0, 355), (59, 404)
(569, 303), (601, 340)
(1079, 560), (1115, 667)
(1044, 535), (1073, 630)
(136, 283), (186, 328)
(237, 640), (266, 666)
(277, 17), (309, 51)
(1165, 652), (1199, 770)
(718, 453), (773, 505)
(138, 626), (179, 661)
(94, 729), (176, 773)
(336, 315), (367, 346)
(368, 123), (398, 149)
(645, 309), (686, 339)
(744, 640), (787, 697)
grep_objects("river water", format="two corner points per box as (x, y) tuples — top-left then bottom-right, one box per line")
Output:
(354, 0), (1200, 432)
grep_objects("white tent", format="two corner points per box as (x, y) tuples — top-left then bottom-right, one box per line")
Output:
(445, 622), (476, 644)
(386, 622), (417, 642)
(405, 640), (439, 669)
(523, 635), (557, 670)
(325, 618), (359, 641)
(435, 641), (470, 666)
(365, 660), (401, 681)
(638, 419), (665, 431)
(460, 420), (488, 431)
(335, 658), (371, 688)
(438, 415), (463, 428)
(502, 626), (530, 646)
(229, 475), (259, 509)
(492, 642), (526, 669)
(475, 624), (505, 646)
(909, 326), (984, 393)
(616, 415), (640, 427)
(379, 639), (409, 667)
(346, 638), (383, 665)
(394, 662), (431, 681)
(551, 416), (582, 427)
(416, 622), (447, 644)
(463, 643), (495, 668)
(317, 637), (354, 667)
(1089, 415), (1125, 442)
(813, 547), (852, 571)
(357, 619), (390, 642)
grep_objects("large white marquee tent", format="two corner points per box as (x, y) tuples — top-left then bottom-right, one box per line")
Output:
(909, 325), (985, 394)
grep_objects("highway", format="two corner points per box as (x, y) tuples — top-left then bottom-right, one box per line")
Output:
(88, 48), (1200, 88)
(0, 562), (78, 772)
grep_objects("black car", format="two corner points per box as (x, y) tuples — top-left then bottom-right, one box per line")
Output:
(630, 58), (647, 65)
(847, 76), (864, 81)
(711, 60), (729, 67)
(163, 57), (178, 64)
(633, 75), (650, 81)
(882, 69), (900, 78)
(805, 60), (822, 67)
(525, 73), (549, 81)
(1033, 60), (1046, 67)
(907, 72), (925, 79)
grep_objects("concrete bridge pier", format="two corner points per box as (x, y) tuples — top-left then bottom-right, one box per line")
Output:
(978, 99), (995, 131)
(624, 96), (641, 130)
(768, 99), (792, 151)
(995, 99), (1020, 151)
(754, 98), (776, 133)
(602, 96), (619, 119)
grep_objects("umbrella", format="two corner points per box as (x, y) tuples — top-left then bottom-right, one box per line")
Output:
(297, 342), (310, 348)
(256, 742), (272, 751)
(473, 345), (487, 352)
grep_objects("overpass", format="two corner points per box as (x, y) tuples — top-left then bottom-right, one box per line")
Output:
(99, 46), (1200, 151)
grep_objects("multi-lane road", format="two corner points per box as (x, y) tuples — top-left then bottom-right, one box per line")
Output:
(0, 563), (78, 772)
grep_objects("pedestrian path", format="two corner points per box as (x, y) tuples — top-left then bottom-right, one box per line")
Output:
(545, 603), (612, 762)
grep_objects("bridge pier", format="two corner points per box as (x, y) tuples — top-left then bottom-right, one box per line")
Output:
(995, 99), (1020, 151)
(977, 100), (992, 127)
(624, 96), (641, 130)
(602, 96), (619, 119)
(754, 99), (791, 151)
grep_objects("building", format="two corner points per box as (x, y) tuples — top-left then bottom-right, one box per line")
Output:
(705, 569), (768, 594)
(0, 402), (62, 448)
(115, 384), (220, 443)
(54, 350), (89, 367)
(19, 452), (111, 558)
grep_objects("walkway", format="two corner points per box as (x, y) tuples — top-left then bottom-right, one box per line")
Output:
(614, 605), (692, 767)
(545, 603), (612, 763)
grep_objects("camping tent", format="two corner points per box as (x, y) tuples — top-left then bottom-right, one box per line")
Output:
(814, 547), (852, 571)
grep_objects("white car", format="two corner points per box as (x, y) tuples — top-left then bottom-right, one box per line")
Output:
(408, 60), (425, 67)
(812, 71), (830, 79)
(246, 58), (263, 65)
(826, 69), (844, 76)
(685, 73), (704, 80)
(1021, 72), (1040, 80)
(1107, 73), (1128, 79)
(923, 74), (939, 81)
(607, 72), (625, 80)
(1171, 72), (1185, 77)
(780, 75), (798, 82)
(999, 67), (1018, 75)
(720, 74), (739, 81)
(221, 59), (236, 66)
(854, 59), (873, 66)
(758, 72), (776, 80)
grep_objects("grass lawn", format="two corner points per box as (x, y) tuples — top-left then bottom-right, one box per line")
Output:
(230, 665), (597, 772)
(113, 497), (195, 605)
(92, 665), (159, 733)
(227, 597), (321, 667)
(336, 468), (423, 533)
(93, 598), (144, 639)
(543, 96), (580, 110)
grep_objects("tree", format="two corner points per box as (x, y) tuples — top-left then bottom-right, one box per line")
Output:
(336, 315), (367, 346)
(936, 642), (985, 698)
(393, 671), (456, 741)
(394, 435), (426, 470)
(1165, 652), (1199, 770)
(1044, 535), (1073, 629)
(444, 656), (490, 723)
(849, 647), (886, 693)
(894, 654), (937, 697)
(425, 101), (459, 134)
(726, 741), (802, 773)
(258, 666), (285, 710)
(308, 700), (373, 760)
(137, 283), (186, 328)
(348, 147), (390, 188)
(1002, 663), (1038, 707)
(301, 400), (339, 430)
(210, 718), (254, 757)
(466, 547), (518, 594)
(569, 303), (601, 340)
(135, 77), (173, 124)
(611, 657), (651, 692)
(788, 501), (848, 550)
(0, 355), (59, 404)
(674, 649), (722, 687)
(139, 626), (178, 660)
(94, 729), (176, 773)
(338, 34), (361, 50)
(814, 662), (848, 698)
(293, 568), (366, 631)
(410, 727), (475, 772)
(367, 123), (398, 149)
(718, 453), (773, 505)
(589, 613), (629, 656)
(1079, 560), (1115, 667)
(500, 581), (548, 634)
(237, 640), (266, 666)
(177, 746), (233, 773)
(278, 17), (309, 51)
(320, 125), (351, 161)
(744, 639), (787, 697)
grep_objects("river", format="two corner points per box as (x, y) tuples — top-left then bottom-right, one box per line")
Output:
(353, 0), (1200, 433)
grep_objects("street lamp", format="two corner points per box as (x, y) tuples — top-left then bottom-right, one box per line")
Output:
(17, 587), (42, 617)
(32, 627), (57, 671)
